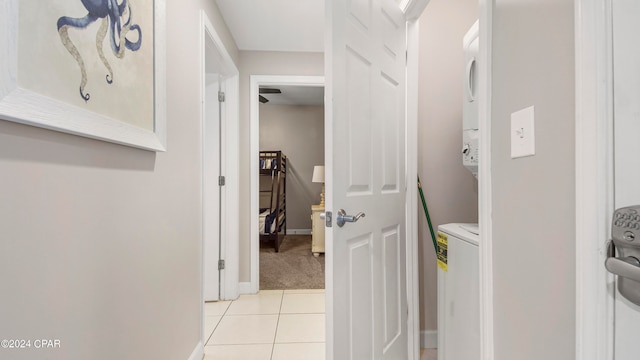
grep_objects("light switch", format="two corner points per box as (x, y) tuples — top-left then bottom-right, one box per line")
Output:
(511, 106), (535, 158)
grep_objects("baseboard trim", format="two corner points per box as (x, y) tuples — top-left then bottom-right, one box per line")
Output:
(421, 330), (437, 349)
(187, 341), (203, 360)
(286, 229), (312, 235)
(238, 282), (253, 294)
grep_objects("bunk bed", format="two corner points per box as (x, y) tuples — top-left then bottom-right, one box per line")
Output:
(259, 151), (287, 252)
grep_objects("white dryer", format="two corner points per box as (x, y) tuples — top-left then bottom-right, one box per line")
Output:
(462, 20), (480, 178)
(437, 223), (480, 360)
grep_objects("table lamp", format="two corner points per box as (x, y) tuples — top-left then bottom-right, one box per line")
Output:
(312, 165), (325, 207)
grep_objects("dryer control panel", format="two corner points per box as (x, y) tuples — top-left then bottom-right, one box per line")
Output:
(463, 129), (478, 178)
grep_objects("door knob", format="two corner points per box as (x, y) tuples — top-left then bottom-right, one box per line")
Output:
(336, 209), (365, 227)
(605, 256), (640, 282)
(605, 239), (640, 306)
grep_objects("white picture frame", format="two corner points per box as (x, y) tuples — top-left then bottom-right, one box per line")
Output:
(0, 0), (166, 152)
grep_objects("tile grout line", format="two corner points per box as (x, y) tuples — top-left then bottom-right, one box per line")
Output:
(205, 300), (233, 346)
(269, 291), (285, 360)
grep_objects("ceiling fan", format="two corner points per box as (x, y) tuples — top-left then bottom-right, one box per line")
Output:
(259, 88), (281, 103)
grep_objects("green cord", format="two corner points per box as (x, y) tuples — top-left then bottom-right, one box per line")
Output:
(418, 176), (439, 254)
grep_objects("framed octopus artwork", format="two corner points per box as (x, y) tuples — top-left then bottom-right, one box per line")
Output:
(0, 0), (166, 151)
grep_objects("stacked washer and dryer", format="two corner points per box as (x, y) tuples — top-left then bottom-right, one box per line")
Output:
(437, 20), (480, 360)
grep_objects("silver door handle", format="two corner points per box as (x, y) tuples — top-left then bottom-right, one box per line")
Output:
(336, 209), (365, 227)
(605, 256), (640, 282)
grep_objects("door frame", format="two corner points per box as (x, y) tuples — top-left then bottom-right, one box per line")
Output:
(199, 7), (240, 345)
(477, 0), (495, 358)
(406, 15), (421, 360)
(575, 1), (615, 359)
(248, 75), (326, 294)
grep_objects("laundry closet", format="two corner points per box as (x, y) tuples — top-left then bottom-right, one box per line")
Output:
(416, 0), (480, 357)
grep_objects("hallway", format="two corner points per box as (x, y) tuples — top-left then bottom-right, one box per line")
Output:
(203, 289), (325, 359)
(202, 288), (438, 359)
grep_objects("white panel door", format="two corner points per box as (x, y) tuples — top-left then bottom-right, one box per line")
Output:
(326, 0), (408, 358)
(612, 0), (640, 357)
(203, 73), (222, 302)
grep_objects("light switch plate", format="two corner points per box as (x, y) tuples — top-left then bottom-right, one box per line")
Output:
(511, 106), (535, 158)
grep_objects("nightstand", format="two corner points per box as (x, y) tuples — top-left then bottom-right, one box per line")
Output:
(311, 205), (325, 257)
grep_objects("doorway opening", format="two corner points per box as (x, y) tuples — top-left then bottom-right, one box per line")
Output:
(249, 76), (326, 293)
(258, 84), (326, 290)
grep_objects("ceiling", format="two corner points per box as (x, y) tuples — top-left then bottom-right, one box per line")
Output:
(260, 85), (324, 106)
(215, 0), (324, 53)
(215, 1), (325, 105)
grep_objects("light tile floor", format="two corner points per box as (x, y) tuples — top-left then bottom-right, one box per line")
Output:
(204, 289), (325, 360)
(204, 289), (437, 360)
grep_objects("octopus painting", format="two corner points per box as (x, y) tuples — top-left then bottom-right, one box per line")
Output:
(57, 0), (143, 102)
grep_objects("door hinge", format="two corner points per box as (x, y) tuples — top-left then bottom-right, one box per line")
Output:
(218, 176), (226, 186)
(218, 91), (226, 102)
(218, 259), (225, 270)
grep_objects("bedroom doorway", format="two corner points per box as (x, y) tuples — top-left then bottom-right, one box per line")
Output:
(249, 76), (326, 293)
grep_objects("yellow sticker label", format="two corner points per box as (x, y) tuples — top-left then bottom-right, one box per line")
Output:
(437, 232), (448, 272)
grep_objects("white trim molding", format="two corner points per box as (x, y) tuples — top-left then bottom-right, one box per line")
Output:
(478, 0), (494, 359)
(187, 341), (203, 360)
(406, 17), (421, 360)
(238, 282), (252, 295)
(221, 71), (240, 302)
(286, 229), (312, 235)
(400, 0), (431, 22)
(420, 330), (438, 349)
(575, 1), (615, 360)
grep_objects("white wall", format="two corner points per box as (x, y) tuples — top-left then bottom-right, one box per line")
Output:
(417, 0), (479, 334)
(238, 51), (324, 282)
(491, 0), (576, 359)
(259, 104), (325, 231)
(0, 2), (238, 359)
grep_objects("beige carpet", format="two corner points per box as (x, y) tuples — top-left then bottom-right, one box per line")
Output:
(420, 349), (437, 360)
(260, 235), (325, 290)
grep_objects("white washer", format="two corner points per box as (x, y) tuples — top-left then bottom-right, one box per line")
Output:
(437, 223), (480, 360)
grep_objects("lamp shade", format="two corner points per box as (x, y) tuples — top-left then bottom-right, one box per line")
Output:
(312, 165), (325, 183)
